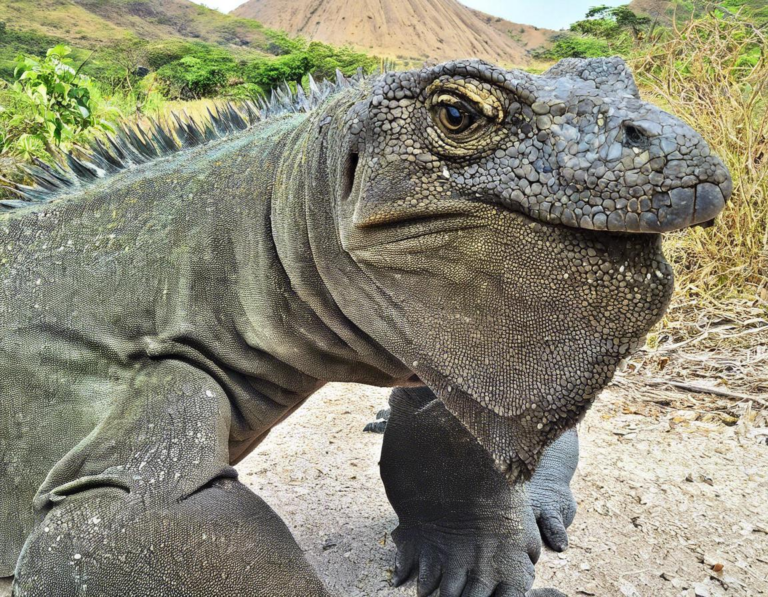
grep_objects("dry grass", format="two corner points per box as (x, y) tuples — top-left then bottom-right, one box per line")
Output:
(632, 10), (768, 305)
(625, 12), (768, 407)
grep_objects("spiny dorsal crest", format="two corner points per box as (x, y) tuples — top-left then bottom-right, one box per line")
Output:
(0, 69), (365, 210)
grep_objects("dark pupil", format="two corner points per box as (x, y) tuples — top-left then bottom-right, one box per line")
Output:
(444, 106), (464, 128)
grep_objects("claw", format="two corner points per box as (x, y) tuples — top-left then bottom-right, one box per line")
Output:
(392, 541), (417, 586)
(537, 512), (569, 552)
(461, 576), (496, 597)
(439, 569), (467, 597)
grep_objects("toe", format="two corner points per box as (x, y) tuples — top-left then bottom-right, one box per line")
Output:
(460, 576), (496, 597)
(494, 582), (527, 597)
(417, 552), (442, 597)
(392, 541), (417, 586)
(537, 513), (569, 552)
(438, 568), (467, 597)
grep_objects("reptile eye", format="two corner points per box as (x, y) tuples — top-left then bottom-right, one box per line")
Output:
(433, 102), (478, 136)
(438, 105), (474, 134)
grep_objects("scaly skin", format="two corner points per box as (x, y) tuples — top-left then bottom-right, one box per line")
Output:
(380, 387), (578, 596)
(371, 402), (579, 551)
(0, 57), (729, 595)
(528, 428), (579, 553)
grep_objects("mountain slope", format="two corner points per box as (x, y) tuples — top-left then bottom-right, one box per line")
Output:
(467, 8), (556, 54)
(231, 0), (539, 65)
(0, 0), (273, 51)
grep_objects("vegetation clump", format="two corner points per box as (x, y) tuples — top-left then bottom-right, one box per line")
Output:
(633, 11), (767, 304)
(0, 45), (119, 160)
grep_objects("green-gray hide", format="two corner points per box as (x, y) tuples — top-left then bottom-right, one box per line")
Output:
(0, 57), (729, 592)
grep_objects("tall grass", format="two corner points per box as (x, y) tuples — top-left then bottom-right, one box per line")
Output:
(632, 11), (767, 306)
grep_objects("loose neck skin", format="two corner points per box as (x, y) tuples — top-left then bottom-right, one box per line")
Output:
(265, 102), (414, 390)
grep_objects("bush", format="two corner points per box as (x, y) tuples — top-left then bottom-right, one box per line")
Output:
(305, 42), (378, 80)
(0, 26), (64, 80)
(0, 45), (120, 160)
(263, 30), (307, 56)
(143, 40), (197, 70)
(157, 52), (239, 99)
(535, 33), (616, 60)
(537, 4), (649, 59)
(244, 53), (311, 89)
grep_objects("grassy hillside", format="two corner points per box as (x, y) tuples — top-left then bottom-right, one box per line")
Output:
(0, 0), (377, 171)
(0, 0), (274, 49)
(0, 0), (285, 81)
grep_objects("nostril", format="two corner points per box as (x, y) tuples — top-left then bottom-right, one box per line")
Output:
(623, 123), (648, 149)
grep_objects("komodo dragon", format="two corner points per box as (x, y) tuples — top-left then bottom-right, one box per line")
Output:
(0, 57), (730, 596)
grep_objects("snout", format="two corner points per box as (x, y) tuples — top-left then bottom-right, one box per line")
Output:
(630, 175), (732, 233)
(635, 176), (731, 233)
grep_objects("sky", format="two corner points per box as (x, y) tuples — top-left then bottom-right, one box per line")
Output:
(193, 0), (628, 31)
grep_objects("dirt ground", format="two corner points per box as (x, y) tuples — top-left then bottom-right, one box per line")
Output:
(240, 381), (768, 597)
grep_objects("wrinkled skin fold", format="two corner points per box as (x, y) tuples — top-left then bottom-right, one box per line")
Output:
(0, 56), (729, 595)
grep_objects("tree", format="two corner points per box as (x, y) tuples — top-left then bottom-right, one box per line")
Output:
(576, 5), (651, 41)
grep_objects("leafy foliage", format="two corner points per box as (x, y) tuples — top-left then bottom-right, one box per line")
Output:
(0, 23), (65, 80)
(156, 48), (239, 99)
(535, 33), (616, 60)
(535, 4), (649, 60)
(581, 5), (652, 40)
(0, 45), (119, 160)
(153, 38), (377, 99)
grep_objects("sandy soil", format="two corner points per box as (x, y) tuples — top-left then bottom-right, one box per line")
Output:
(240, 382), (768, 597)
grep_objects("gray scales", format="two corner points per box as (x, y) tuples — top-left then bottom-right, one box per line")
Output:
(0, 57), (730, 596)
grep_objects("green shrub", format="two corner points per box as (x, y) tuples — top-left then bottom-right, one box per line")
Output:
(534, 33), (616, 60)
(145, 39), (200, 70)
(263, 30), (307, 56)
(305, 42), (378, 79)
(0, 26), (64, 80)
(0, 45), (120, 160)
(244, 53), (311, 89)
(538, 4), (649, 59)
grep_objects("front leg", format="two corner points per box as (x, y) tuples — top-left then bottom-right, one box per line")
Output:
(380, 387), (567, 597)
(12, 360), (329, 597)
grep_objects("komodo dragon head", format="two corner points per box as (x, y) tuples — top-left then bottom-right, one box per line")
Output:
(322, 57), (731, 479)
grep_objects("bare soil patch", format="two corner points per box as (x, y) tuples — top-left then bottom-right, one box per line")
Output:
(240, 380), (768, 596)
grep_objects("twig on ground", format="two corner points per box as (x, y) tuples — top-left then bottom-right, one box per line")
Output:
(635, 378), (768, 408)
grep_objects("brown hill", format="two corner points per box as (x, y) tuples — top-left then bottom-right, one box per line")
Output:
(467, 8), (556, 54)
(231, 0), (542, 65)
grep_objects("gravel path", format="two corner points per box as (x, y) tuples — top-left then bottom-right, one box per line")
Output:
(240, 382), (768, 597)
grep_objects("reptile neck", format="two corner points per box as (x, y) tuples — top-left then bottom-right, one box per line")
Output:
(267, 112), (414, 388)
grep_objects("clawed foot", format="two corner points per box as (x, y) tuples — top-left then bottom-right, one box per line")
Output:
(391, 524), (540, 597)
(526, 429), (579, 553)
(528, 482), (577, 552)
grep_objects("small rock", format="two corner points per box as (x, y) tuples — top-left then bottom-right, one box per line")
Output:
(619, 581), (639, 597)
